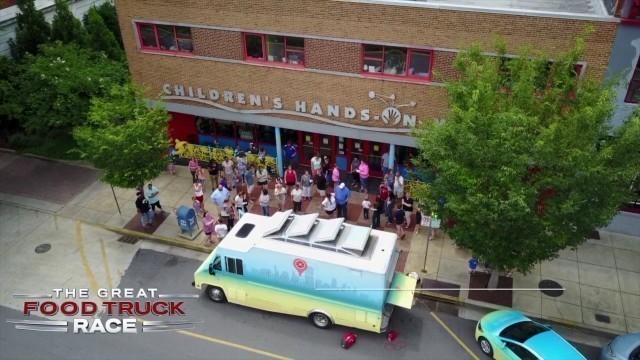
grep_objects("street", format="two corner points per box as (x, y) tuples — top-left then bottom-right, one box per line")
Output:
(0, 247), (604, 360)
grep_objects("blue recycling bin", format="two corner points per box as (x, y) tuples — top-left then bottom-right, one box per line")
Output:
(176, 206), (199, 236)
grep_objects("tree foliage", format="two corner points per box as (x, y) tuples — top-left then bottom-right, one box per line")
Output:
(73, 84), (171, 189)
(414, 35), (640, 273)
(85, 7), (123, 61)
(84, 1), (123, 49)
(0, 57), (22, 137)
(51, 0), (88, 46)
(14, 42), (128, 134)
(9, 0), (51, 60)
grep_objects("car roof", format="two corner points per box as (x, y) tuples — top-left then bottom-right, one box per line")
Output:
(611, 333), (640, 357)
(481, 310), (530, 334)
(525, 330), (586, 360)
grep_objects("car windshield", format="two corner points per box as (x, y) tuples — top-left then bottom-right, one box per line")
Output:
(500, 321), (549, 343)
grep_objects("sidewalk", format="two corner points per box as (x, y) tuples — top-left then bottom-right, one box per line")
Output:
(1, 151), (638, 336)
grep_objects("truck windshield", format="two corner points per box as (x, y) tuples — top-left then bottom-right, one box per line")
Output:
(212, 256), (222, 271)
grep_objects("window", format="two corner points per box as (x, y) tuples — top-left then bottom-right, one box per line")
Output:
(500, 321), (549, 343)
(504, 342), (537, 360)
(137, 23), (193, 53)
(225, 257), (244, 275)
(362, 44), (432, 80)
(212, 256), (222, 271)
(215, 120), (235, 138)
(243, 33), (305, 66)
(625, 58), (640, 103)
(256, 125), (276, 144)
(235, 224), (255, 238)
(237, 123), (255, 141)
(196, 117), (215, 135)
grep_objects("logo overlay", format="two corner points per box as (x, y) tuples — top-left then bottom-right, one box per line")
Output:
(8, 288), (200, 334)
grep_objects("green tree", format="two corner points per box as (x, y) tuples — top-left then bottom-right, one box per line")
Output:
(414, 36), (640, 274)
(88, 1), (123, 49)
(0, 57), (22, 138)
(85, 7), (123, 61)
(9, 0), (51, 60)
(51, 0), (88, 46)
(14, 42), (128, 134)
(73, 83), (171, 190)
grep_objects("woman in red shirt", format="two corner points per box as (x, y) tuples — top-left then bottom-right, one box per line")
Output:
(284, 165), (298, 194)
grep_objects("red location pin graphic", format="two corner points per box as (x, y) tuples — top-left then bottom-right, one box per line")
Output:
(293, 258), (307, 276)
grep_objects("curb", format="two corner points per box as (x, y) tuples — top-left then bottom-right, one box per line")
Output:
(0, 148), (16, 154)
(94, 223), (212, 254)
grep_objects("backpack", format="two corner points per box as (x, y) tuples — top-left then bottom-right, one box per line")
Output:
(380, 185), (389, 200)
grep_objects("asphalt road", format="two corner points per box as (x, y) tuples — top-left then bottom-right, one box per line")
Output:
(0, 249), (603, 360)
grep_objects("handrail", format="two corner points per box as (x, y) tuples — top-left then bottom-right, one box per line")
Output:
(172, 140), (277, 170)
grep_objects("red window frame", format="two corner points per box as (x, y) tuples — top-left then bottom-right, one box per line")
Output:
(362, 44), (433, 82)
(625, 58), (640, 104)
(136, 23), (193, 54)
(242, 33), (305, 68)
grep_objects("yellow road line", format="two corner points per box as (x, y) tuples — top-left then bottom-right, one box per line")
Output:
(99, 238), (114, 291)
(430, 312), (480, 360)
(134, 318), (292, 360)
(75, 221), (101, 295)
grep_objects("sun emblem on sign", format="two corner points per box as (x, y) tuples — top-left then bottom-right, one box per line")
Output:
(368, 91), (416, 125)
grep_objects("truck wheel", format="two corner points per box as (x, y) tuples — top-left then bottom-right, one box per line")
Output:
(477, 337), (494, 357)
(206, 285), (227, 303)
(309, 312), (332, 329)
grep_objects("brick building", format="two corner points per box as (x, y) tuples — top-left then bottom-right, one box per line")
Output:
(116, 0), (618, 177)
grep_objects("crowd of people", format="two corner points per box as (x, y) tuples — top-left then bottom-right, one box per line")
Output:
(140, 143), (436, 246)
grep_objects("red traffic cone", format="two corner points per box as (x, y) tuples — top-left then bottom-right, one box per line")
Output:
(341, 332), (357, 349)
(387, 330), (398, 342)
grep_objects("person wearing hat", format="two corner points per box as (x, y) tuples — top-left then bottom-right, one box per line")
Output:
(334, 182), (351, 219)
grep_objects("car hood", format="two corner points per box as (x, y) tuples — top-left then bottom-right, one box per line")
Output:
(525, 331), (586, 360)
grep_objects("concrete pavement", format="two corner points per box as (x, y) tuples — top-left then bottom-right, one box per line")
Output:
(1, 150), (638, 337)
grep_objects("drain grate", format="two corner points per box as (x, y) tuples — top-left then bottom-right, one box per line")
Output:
(595, 314), (611, 323)
(117, 235), (139, 244)
(539, 279), (564, 297)
(35, 244), (51, 254)
(590, 230), (600, 240)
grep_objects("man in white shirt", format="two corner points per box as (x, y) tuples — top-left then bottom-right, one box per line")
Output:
(221, 156), (234, 182)
(310, 153), (322, 176)
(214, 218), (228, 239)
(291, 184), (303, 213)
(381, 152), (390, 174)
(393, 172), (404, 199)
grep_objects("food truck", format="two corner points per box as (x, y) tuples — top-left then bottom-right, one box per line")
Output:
(193, 210), (416, 332)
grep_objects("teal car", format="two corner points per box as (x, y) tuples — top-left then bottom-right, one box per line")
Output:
(475, 310), (586, 360)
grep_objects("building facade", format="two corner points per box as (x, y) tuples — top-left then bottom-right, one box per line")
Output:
(116, 0), (618, 177)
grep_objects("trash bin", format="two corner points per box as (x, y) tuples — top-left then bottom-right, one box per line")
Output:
(177, 206), (199, 237)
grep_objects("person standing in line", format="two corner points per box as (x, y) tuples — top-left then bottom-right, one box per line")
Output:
(189, 156), (199, 182)
(236, 151), (247, 182)
(322, 156), (332, 187)
(362, 196), (371, 220)
(386, 169), (395, 193)
(197, 165), (207, 186)
(402, 192), (414, 229)
(256, 165), (269, 190)
(208, 159), (220, 191)
(381, 151), (390, 175)
(284, 165), (298, 195)
(214, 218), (228, 240)
(258, 147), (266, 163)
(300, 170), (312, 200)
(245, 165), (255, 200)
(393, 172), (405, 199)
(379, 179), (390, 213)
(358, 160), (370, 193)
(144, 183), (163, 213)
(334, 182), (351, 219)
(274, 183), (287, 211)
(223, 199), (236, 229)
(192, 196), (203, 217)
(193, 180), (205, 211)
(394, 203), (406, 239)
(321, 192), (337, 217)
(310, 153), (323, 177)
(135, 191), (153, 228)
(332, 164), (341, 189)
(283, 140), (297, 170)
(385, 195), (395, 226)
(350, 156), (361, 188)
(371, 195), (383, 229)
(232, 167), (243, 195)
(291, 184), (303, 214)
(220, 176), (230, 192)
(167, 157), (175, 176)
(234, 190), (247, 216)
(203, 211), (216, 247)
(221, 156), (234, 183)
(259, 188), (270, 216)
(210, 183), (229, 217)
(414, 203), (426, 235)
(316, 170), (327, 198)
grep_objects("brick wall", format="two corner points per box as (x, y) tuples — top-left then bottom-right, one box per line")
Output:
(431, 51), (460, 83)
(306, 39), (362, 74)
(192, 28), (243, 60)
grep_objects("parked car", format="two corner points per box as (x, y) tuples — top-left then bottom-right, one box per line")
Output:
(601, 332), (640, 360)
(475, 309), (586, 359)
